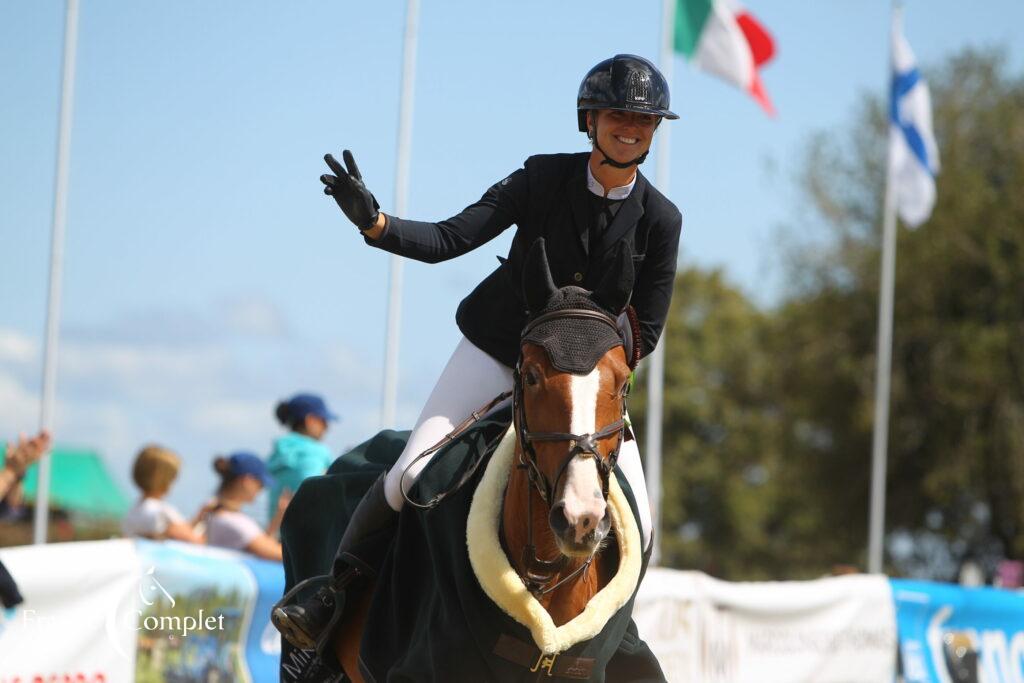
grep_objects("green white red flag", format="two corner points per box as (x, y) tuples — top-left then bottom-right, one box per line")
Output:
(674, 0), (777, 115)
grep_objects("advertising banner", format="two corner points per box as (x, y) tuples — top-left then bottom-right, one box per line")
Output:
(0, 539), (140, 682)
(29, 540), (1024, 683)
(236, 552), (287, 679)
(0, 539), (285, 682)
(633, 568), (898, 683)
(892, 579), (1024, 683)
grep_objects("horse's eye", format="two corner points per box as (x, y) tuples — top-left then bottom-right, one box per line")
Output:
(524, 369), (539, 387)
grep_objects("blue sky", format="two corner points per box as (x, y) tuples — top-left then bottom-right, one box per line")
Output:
(2, 1), (1022, 521)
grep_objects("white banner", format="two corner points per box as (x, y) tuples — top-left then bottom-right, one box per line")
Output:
(633, 568), (898, 683)
(0, 539), (140, 682)
(0, 539), (285, 682)
(1, 542), (902, 682)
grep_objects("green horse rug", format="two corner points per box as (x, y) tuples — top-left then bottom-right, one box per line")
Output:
(279, 405), (666, 682)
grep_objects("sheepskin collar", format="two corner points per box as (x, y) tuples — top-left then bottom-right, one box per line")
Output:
(466, 425), (642, 655)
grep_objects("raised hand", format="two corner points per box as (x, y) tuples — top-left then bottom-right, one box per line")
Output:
(321, 150), (381, 231)
(3, 430), (51, 478)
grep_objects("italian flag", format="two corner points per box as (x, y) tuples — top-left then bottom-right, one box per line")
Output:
(675, 0), (777, 115)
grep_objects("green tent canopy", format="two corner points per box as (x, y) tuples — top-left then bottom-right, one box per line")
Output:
(2, 446), (130, 518)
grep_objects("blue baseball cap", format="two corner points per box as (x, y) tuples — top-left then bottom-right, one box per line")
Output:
(285, 393), (338, 422)
(228, 451), (273, 486)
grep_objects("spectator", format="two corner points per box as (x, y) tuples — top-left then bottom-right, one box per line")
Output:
(0, 430), (51, 609)
(266, 393), (337, 521)
(205, 452), (286, 561)
(122, 445), (205, 544)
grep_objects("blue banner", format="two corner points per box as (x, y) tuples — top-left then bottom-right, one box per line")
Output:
(892, 579), (1024, 682)
(239, 551), (286, 681)
(134, 540), (284, 683)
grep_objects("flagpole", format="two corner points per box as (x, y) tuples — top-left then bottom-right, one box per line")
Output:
(34, 0), (80, 545)
(867, 2), (901, 574)
(381, 0), (420, 429)
(646, 0), (676, 567)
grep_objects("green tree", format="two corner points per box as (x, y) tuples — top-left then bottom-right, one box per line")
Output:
(773, 49), (1022, 578)
(632, 267), (788, 580)
(635, 49), (1024, 580)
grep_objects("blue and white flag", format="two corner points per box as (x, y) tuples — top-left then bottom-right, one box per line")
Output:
(889, 10), (940, 228)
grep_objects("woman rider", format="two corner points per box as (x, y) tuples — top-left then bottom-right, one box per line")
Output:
(273, 54), (682, 651)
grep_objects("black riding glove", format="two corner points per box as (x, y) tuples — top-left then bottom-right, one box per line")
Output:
(321, 150), (381, 231)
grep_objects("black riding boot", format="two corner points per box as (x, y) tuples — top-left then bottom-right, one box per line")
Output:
(272, 472), (398, 652)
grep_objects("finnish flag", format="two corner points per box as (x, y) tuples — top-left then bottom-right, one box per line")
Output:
(889, 10), (940, 227)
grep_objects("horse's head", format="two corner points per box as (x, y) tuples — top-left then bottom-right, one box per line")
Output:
(515, 238), (634, 559)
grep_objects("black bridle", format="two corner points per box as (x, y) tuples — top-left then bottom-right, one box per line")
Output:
(511, 307), (629, 595)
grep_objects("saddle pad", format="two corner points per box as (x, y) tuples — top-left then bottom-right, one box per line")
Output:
(466, 425), (643, 655)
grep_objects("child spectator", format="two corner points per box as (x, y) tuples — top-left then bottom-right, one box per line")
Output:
(266, 393), (337, 521)
(205, 452), (286, 561)
(122, 445), (205, 543)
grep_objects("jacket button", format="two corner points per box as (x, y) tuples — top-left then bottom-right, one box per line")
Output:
(573, 272), (583, 282)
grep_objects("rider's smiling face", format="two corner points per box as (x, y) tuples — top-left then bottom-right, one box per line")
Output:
(589, 109), (660, 161)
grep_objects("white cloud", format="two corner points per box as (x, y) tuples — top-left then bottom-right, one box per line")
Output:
(0, 304), (395, 521)
(186, 398), (272, 443)
(0, 329), (36, 365)
(59, 341), (229, 400)
(0, 372), (39, 436)
(57, 400), (137, 463)
(323, 344), (378, 394)
(222, 297), (289, 338)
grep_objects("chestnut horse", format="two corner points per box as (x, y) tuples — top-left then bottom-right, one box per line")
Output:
(334, 239), (642, 681)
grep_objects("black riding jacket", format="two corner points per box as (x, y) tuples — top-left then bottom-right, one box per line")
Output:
(367, 152), (682, 368)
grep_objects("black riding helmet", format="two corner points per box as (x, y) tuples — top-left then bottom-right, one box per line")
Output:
(577, 54), (679, 168)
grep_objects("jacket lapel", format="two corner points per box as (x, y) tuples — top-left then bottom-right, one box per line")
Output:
(568, 158), (592, 257)
(597, 172), (647, 256)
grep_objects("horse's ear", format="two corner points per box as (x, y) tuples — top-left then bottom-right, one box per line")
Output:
(523, 238), (557, 314)
(592, 241), (634, 314)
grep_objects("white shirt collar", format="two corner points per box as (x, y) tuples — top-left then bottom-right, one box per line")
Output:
(586, 162), (636, 200)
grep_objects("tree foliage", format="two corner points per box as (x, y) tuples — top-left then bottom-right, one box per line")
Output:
(633, 49), (1024, 580)
(631, 267), (791, 579)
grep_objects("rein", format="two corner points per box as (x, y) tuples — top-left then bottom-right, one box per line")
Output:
(400, 390), (513, 510)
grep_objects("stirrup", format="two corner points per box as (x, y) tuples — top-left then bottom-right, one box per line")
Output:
(272, 573), (333, 616)
(272, 574), (342, 651)
(273, 569), (361, 653)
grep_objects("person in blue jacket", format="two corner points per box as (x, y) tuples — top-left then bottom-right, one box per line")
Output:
(266, 393), (338, 522)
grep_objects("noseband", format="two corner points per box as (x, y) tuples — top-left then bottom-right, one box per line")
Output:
(511, 308), (629, 594)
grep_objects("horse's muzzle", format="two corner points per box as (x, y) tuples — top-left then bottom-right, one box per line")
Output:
(549, 504), (611, 557)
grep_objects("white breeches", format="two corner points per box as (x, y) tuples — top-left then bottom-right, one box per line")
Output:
(383, 336), (654, 550)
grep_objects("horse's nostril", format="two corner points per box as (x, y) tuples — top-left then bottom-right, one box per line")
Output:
(548, 504), (570, 535)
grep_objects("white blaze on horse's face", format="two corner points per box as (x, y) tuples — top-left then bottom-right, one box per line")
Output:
(559, 367), (610, 546)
